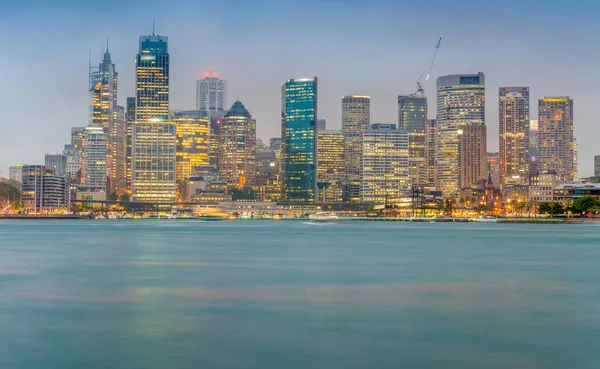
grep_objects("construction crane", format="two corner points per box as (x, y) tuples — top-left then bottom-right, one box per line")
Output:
(416, 37), (442, 96)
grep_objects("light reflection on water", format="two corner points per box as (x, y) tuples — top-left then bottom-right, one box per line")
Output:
(1, 220), (599, 369)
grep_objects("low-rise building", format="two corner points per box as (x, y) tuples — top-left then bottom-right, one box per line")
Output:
(21, 165), (70, 213)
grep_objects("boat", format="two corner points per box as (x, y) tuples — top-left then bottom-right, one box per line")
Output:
(309, 212), (339, 222)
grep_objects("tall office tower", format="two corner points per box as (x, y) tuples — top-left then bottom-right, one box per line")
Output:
(111, 105), (126, 195)
(172, 110), (210, 200)
(62, 144), (82, 182)
(125, 97), (135, 193)
(71, 127), (86, 151)
(9, 165), (23, 183)
(45, 154), (68, 176)
(81, 127), (107, 194)
(135, 32), (169, 121)
(487, 152), (501, 189)
(499, 87), (530, 187)
(281, 77), (318, 202)
(573, 137), (579, 180)
(342, 95), (370, 202)
(398, 95), (427, 188)
(436, 73), (486, 196)
(196, 75), (226, 112)
(595, 155), (600, 177)
(132, 31), (175, 202)
(89, 46), (118, 130)
(21, 165), (70, 213)
(361, 124), (410, 202)
(131, 122), (176, 202)
(218, 101), (257, 188)
(529, 119), (539, 176)
(538, 97), (575, 182)
(425, 119), (437, 187)
(317, 130), (345, 202)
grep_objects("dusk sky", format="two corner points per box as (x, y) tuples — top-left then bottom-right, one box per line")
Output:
(1, 0), (599, 176)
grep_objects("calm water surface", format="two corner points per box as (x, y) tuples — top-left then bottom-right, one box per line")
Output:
(1, 220), (599, 369)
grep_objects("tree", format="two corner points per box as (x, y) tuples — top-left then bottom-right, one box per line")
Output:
(109, 192), (118, 201)
(538, 201), (564, 217)
(571, 196), (600, 216)
(530, 200), (539, 218)
(0, 182), (21, 209)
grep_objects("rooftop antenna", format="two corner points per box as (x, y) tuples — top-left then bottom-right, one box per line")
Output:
(152, 19), (156, 36)
(106, 38), (109, 53)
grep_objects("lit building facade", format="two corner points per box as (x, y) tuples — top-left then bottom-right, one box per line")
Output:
(342, 95), (370, 181)
(125, 97), (135, 193)
(595, 155), (600, 177)
(361, 124), (410, 203)
(398, 95), (427, 188)
(81, 127), (107, 194)
(436, 73), (486, 196)
(71, 127), (85, 151)
(317, 130), (345, 202)
(499, 87), (530, 187)
(487, 152), (501, 189)
(173, 110), (210, 200)
(131, 122), (176, 202)
(135, 33), (169, 122)
(21, 165), (70, 213)
(196, 75), (226, 112)
(425, 119), (437, 187)
(218, 101), (257, 188)
(282, 77), (318, 202)
(529, 119), (539, 176)
(538, 97), (575, 182)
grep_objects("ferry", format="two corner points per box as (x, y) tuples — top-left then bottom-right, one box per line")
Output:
(309, 212), (339, 222)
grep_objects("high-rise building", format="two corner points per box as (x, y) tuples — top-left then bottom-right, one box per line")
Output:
(21, 165), (70, 213)
(9, 165), (23, 183)
(316, 119), (327, 131)
(594, 155), (600, 177)
(125, 97), (135, 193)
(538, 97), (575, 182)
(135, 33), (169, 122)
(436, 73), (486, 196)
(172, 110), (210, 200)
(71, 127), (85, 151)
(361, 124), (410, 203)
(282, 77), (318, 202)
(342, 95), (370, 178)
(131, 122), (176, 202)
(218, 101), (257, 188)
(425, 119), (437, 187)
(62, 144), (82, 183)
(131, 31), (175, 202)
(529, 119), (539, 176)
(107, 105), (126, 196)
(398, 95), (427, 188)
(499, 87), (530, 187)
(45, 154), (68, 176)
(196, 75), (226, 112)
(81, 127), (107, 194)
(487, 152), (501, 189)
(317, 130), (345, 202)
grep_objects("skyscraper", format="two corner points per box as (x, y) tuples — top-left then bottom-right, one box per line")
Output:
(135, 33), (169, 122)
(425, 119), (437, 187)
(361, 124), (410, 203)
(499, 87), (530, 187)
(436, 73), (486, 196)
(317, 130), (345, 202)
(196, 75), (226, 112)
(218, 101), (257, 188)
(342, 95), (370, 202)
(529, 119), (539, 177)
(398, 95), (427, 188)
(125, 97), (135, 193)
(282, 77), (318, 202)
(595, 155), (600, 177)
(173, 110), (210, 200)
(538, 97), (575, 182)
(81, 127), (107, 193)
(131, 30), (175, 202)
(109, 105), (126, 196)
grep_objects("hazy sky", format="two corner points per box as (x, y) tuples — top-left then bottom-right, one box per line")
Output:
(1, 0), (599, 177)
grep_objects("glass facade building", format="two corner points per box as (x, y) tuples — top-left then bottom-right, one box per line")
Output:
(135, 34), (169, 122)
(81, 127), (107, 193)
(398, 95), (427, 188)
(196, 75), (226, 112)
(218, 101), (257, 188)
(436, 73), (486, 196)
(172, 110), (210, 200)
(361, 124), (410, 203)
(538, 97), (575, 182)
(499, 87), (530, 187)
(281, 77), (318, 202)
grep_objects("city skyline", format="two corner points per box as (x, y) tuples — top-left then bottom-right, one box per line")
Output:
(1, 0), (599, 177)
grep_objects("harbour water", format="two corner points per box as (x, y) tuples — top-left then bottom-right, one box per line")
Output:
(1, 220), (599, 368)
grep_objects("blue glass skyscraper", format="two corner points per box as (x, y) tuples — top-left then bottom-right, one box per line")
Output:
(135, 32), (169, 122)
(281, 77), (318, 202)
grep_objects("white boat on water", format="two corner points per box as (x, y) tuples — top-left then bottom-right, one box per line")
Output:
(472, 216), (498, 223)
(309, 212), (339, 222)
